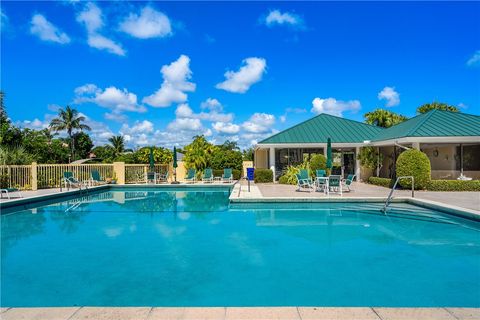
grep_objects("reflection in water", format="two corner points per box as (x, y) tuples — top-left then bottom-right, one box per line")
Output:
(1, 211), (46, 257)
(181, 191), (229, 213)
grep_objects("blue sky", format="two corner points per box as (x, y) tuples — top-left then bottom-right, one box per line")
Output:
(1, 1), (479, 148)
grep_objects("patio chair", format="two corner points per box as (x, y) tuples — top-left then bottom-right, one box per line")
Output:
(296, 169), (314, 192)
(90, 170), (107, 186)
(222, 168), (233, 183)
(185, 168), (196, 183)
(156, 171), (169, 183)
(63, 171), (86, 189)
(146, 172), (156, 184)
(0, 188), (23, 199)
(328, 175), (342, 195)
(316, 169), (326, 177)
(342, 174), (356, 192)
(202, 168), (213, 183)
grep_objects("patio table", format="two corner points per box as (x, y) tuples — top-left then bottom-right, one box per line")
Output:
(315, 176), (329, 195)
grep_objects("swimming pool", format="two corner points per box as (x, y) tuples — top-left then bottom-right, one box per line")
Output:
(1, 187), (479, 307)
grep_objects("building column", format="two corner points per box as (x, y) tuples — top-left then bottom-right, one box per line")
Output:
(269, 147), (276, 182)
(412, 142), (420, 150)
(355, 147), (361, 182)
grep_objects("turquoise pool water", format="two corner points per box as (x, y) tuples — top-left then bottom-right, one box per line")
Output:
(1, 187), (479, 307)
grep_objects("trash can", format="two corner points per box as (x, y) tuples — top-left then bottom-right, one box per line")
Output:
(247, 167), (254, 181)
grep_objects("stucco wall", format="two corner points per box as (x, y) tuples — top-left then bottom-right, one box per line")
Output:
(254, 149), (268, 169)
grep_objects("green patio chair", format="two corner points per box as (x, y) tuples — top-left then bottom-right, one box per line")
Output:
(222, 168), (233, 183)
(145, 171), (156, 184)
(202, 168), (213, 183)
(63, 171), (85, 189)
(315, 169), (327, 191)
(342, 174), (356, 192)
(316, 169), (326, 177)
(185, 168), (196, 183)
(157, 170), (169, 183)
(328, 175), (342, 195)
(296, 169), (314, 192)
(90, 170), (106, 186)
(0, 188), (23, 199)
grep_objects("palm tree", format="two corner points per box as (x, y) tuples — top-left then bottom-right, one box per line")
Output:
(364, 109), (408, 128)
(417, 102), (459, 114)
(183, 135), (214, 172)
(49, 106), (91, 161)
(108, 135), (125, 157)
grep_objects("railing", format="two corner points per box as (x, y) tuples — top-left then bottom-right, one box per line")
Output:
(38, 164), (114, 188)
(125, 164), (169, 184)
(381, 176), (414, 213)
(0, 165), (32, 190)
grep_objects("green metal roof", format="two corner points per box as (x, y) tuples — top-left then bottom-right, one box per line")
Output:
(258, 113), (384, 144)
(372, 109), (480, 141)
(258, 110), (480, 146)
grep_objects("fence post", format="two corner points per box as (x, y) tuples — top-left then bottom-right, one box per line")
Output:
(31, 162), (38, 191)
(113, 162), (125, 185)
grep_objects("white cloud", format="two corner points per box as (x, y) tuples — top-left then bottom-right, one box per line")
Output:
(378, 86), (400, 107)
(216, 57), (267, 93)
(174, 103), (233, 123)
(74, 84), (146, 120)
(212, 122), (240, 134)
(279, 115), (287, 123)
(311, 97), (361, 117)
(263, 9), (303, 28)
(242, 113), (275, 133)
(167, 118), (202, 131)
(201, 98), (223, 112)
(119, 6), (172, 39)
(17, 118), (50, 130)
(467, 50), (480, 67)
(143, 55), (196, 107)
(120, 120), (154, 135)
(280, 107), (307, 123)
(30, 14), (71, 44)
(1, 8), (9, 31)
(76, 2), (125, 56)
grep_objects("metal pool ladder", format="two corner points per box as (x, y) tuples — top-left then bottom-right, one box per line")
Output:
(381, 176), (414, 213)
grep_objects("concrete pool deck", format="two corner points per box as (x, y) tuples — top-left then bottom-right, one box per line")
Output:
(230, 181), (480, 213)
(1, 307), (479, 320)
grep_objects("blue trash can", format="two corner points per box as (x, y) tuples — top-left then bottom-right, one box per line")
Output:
(246, 168), (254, 181)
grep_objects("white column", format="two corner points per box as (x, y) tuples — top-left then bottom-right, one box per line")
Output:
(269, 147), (276, 182)
(355, 147), (361, 182)
(412, 142), (420, 150)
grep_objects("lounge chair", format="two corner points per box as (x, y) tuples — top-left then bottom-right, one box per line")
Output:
(63, 171), (86, 189)
(184, 168), (196, 183)
(90, 170), (107, 186)
(342, 174), (356, 192)
(156, 171), (169, 183)
(316, 169), (326, 177)
(222, 168), (233, 183)
(315, 169), (327, 192)
(296, 169), (314, 192)
(146, 172), (156, 184)
(202, 168), (213, 183)
(0, 188), (23, 199)
(328, 175), (342, 195)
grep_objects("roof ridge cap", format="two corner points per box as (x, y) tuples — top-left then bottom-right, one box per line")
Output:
(257, 113), (324, 144)
(322, 113), (385, 129)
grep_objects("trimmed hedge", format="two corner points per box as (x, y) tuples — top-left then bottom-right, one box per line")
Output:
(368, 176), (393, 188)
(212, 169), (241, 180)
(254, 169), (273, 183)
(396, 149), (431, 189)
(427, 180), (480, 191)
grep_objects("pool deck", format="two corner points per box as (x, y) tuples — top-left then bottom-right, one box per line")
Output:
(1, 307), (479, 320)
(231, 181), (480, 213)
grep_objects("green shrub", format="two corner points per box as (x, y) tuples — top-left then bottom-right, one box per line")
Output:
(310, 154), (327, 175)
(278, 165), (301, 185)
(212, 169), (241, 180)
(427, 180), (480, 191)
(368, 176), (393, 188)
(254, 169), (273, 183)
(396, 149), (431, 189)
(278, 175), (290, 184)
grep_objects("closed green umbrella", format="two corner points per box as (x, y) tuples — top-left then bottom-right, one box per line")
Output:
(149, 147), (155, 171)
(326, 137), (333, 171)
(172, 146), (179, 184)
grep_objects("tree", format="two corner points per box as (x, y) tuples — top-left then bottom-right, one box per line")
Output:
(91, 145), (115, 162)
(211, 146), (243, 171)
(183, 135), (215, 171)
(73, 132), (93, 159)
(364, 109), (408, 128)
(0, 91), (22, 147)
(136, 147), (172, 164)
(219, 140), (239, 151)
(108, 135), (125, 157)
(417, 102), (459, 114)
(49, 106), (91, 161)
(242, 147), (254, 161)
(0, 146), (34, 165)
(357, 147), (384, 177)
